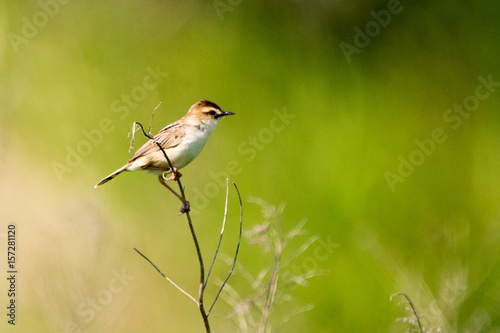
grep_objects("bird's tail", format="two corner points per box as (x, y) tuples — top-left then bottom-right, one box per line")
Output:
(94, 164), (129, 188)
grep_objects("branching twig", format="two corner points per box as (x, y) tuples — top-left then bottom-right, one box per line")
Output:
(186, 200), (210, 332)
(131, 112), (242, 333)
(208, 182), (243, 316)
(131, 120), (210, 331)
(205, 179), (231, 289)
(130, 121), (188, 212)
(220, 201), (320, 332)
(133, 247), (198, 305)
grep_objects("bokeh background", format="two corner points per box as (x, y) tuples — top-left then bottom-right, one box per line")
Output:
(1, 0), (500, 332)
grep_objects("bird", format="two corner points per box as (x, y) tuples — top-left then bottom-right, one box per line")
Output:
(94, 100), (235, 188)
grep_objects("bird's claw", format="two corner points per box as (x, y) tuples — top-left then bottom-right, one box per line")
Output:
(163, 168), (182, 181)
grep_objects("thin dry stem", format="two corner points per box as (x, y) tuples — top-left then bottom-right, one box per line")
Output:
(391, 293), (424, 333)
(131, 117), (242, 333)
(205, 179), (231, 289)
(208, 182), (243, 316)
(222, 200), (319, 332)
(133, 247), (198, 304)
(148, 102), (162, 135)
(131, 121), (210, 332)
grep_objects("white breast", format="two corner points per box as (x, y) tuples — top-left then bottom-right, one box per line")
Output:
(168, 124), (215, 169)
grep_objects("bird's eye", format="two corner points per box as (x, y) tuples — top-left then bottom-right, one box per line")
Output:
(208, 110), (217, 116)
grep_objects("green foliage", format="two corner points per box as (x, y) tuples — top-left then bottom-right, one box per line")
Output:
(1, 0), (499, 332)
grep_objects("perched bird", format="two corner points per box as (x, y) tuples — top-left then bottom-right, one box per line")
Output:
(94, 100), (234, 188)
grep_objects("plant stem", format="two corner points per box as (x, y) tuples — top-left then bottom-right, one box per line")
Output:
(258, 212), (283, 333)
(178, 178), (209, 330)
(391, 293), (424, 333)
(168, 156), (211, 332)
(132, 121), (211, 332)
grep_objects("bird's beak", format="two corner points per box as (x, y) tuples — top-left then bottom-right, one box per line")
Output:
(217, 111), (235, 118)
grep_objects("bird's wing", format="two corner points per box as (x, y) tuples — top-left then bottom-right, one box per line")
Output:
(129, 122), (185, 162)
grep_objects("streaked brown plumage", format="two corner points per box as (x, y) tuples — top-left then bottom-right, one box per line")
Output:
(94, 100), (234, 188)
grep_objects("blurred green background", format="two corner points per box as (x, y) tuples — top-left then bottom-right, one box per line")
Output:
(1, 0), (500, 332)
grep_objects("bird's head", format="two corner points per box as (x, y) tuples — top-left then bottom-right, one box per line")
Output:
(184, 100), (235, 129)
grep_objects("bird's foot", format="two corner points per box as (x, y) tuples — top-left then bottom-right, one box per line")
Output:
(162, 167), (182, 181)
